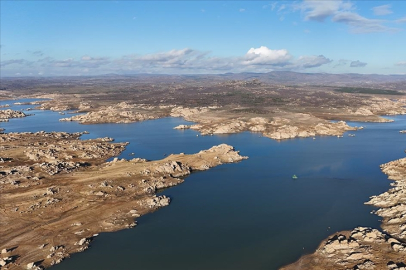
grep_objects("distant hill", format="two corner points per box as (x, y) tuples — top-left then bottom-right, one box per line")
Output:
(1, 71), (405, 90)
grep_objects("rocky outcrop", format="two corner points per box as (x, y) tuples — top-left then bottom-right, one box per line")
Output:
(282, 227), (406, 270)
(38, 161), (86, 175)
(0, 109), (27, 120)
(366, 157), (406, 241)
(368, 97), (406, 116)
(170, 106), (360, 140)
(60, 102), (169, 124)
(173, 124), (190, 130)
(170, 107), (210, 118)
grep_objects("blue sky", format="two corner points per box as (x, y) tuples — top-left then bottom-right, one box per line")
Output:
(1, 1), (406, 76)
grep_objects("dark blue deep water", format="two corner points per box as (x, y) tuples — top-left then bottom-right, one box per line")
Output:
(1, 99), (406, 270)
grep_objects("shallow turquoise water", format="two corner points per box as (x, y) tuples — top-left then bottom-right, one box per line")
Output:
(1, 100), (406, 270)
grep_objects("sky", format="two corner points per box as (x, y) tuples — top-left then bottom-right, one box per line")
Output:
(1, 0), (406, 77)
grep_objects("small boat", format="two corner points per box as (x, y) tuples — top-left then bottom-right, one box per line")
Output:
(292, 174), (298, 179)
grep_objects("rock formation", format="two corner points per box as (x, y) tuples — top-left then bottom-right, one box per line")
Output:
(60, 102), (170, 124)
(0, 109), (27, 120)
(281, 227), (406, 270)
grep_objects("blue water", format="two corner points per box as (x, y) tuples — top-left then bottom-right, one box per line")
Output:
(1, 100), (406, 270)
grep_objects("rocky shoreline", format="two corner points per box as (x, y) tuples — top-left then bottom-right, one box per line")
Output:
(0, 131), (247, 269)
(49, 96), (406, 140)
(59, 102), (171, 124)
(0, 109), (28, 122)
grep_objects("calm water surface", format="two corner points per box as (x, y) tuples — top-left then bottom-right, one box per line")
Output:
(1, 100), (406, 270)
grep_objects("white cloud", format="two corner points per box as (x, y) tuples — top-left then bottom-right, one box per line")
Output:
(296, 55), (332, 68)
(294, 0), (398, 33)
(350, 60), (367, 67)
(27, 50), (44, 57)
(332, 12), (396, 33)
(263, 2), (278, 11)
(239, 8), (245, 12)
(243, 46), (291, 66)
(397, 17), (406, 23)
(372, 5), (392, 16)
(296, 0), (353, 22)
(278, 4), (286, 12)
(334, 59), (349, 68)
(0, 59), (33, 67)
(0, 47), (334, 76)
(396, 61), (406, 66)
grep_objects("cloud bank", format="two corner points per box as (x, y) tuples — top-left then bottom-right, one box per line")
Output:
(372, 5), (393, 16)
(0, 46), (333, 76)
(350, 60), (367, 67)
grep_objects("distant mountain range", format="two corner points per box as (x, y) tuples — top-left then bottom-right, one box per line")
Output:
(2, 71), (406, 89)
(99, 71), (406, 86)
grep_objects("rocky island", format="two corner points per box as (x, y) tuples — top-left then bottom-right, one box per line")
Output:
(0, 109), (28, 122)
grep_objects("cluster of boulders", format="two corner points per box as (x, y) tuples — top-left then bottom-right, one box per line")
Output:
(0, 131), (123, 165)
(283, 227), (406, 269)
(144, 195), (171, 208)
(39, 161), (85, 175)
(0, 131), (83, 143)
(366, 157), (406, 240)
(0, 248), (15, 268)
(173, 124), (190, 130)
(153, 161), (190, 177)
(0, 109), (27, 121)
(368, 98), (406, 115)
(60, 102), (164, 124)
(38, 102), (72, 111)
(170, 106), (210, 118)
(173, 112), (356, 140)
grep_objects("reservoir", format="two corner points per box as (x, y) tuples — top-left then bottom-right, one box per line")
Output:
(1, 100), (405, 269)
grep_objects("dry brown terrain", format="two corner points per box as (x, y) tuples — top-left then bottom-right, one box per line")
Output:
(1, 74), (403, 141)
(0, 131), (246, 269)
